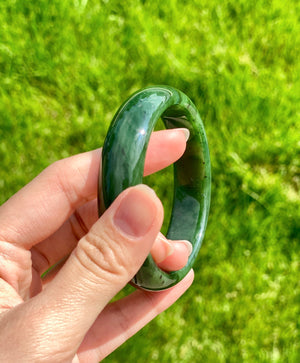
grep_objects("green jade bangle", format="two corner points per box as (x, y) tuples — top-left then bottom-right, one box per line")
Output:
(99, 86), (211, 291)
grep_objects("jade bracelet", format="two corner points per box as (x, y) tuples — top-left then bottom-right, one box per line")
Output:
(98, 86), (211, 291)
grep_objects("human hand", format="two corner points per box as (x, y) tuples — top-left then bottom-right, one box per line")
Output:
(0, 129), (194, 362)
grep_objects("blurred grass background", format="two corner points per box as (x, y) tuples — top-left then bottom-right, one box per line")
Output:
(0, 0), (299, 361)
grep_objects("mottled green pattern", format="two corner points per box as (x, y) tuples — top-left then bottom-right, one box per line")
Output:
(101, 86), (211, 290)
(0, 0), (299, 361)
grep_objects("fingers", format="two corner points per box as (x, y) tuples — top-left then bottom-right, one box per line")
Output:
(34, 206), (192, 279)
(0, 278), (24, 315)
(151, 233), (193, 272)
(39, 231), (193, 288)
(0, 149), (102, 250)
(0, 129), (187, 250)
(77, 270), (194, 362)
(33, 199), (99, 277)
(144, 128), (188, 175)
(58, 184), (163, 300)
(3, 185), (164, 361)
(36, 207), (192, 278)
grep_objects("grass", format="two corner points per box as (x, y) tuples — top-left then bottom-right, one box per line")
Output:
(0, 0), (299, 361)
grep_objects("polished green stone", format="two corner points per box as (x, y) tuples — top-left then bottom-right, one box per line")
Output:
(99, 86), (211, 291)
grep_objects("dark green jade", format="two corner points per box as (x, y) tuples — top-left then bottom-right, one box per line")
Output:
(99, 86), (211, 291)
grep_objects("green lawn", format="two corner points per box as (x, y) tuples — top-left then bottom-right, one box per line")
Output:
(0, 0), (299, 362)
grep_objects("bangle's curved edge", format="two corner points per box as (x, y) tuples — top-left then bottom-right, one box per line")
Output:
(100, 85), (211, 291)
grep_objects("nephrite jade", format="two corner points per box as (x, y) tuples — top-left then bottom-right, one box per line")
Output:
(99, 86), (211, 291)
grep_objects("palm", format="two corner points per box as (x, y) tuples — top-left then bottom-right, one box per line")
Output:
(0, 130), (193, 362)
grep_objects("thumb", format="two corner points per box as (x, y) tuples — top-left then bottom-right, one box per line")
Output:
(2, 185), (164, 362)
(64, 183), (164, 302)
(46, 184), (163, 342)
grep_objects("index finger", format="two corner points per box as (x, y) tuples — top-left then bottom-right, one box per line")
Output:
(0, 129), (187, 249)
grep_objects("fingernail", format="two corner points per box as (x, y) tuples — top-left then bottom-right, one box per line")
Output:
(114, 185), (158, 238)
(176, 240), (193, 256)
(177, 128), (190, 141)
(153, 235), (175, 263)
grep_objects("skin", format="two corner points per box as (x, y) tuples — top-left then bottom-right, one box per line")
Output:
(0, 129), (194, 363)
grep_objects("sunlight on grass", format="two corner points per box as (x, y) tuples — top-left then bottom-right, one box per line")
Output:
(0, 0), (299, 362)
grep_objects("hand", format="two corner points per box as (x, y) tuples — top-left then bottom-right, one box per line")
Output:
(0, 129), (194, 362)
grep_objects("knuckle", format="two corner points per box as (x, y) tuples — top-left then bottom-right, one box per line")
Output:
(69, 210), (89, 242)
(75, 228), (132, 284)
(46, 159), (88, 209)
(46, 159), (65, 180)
